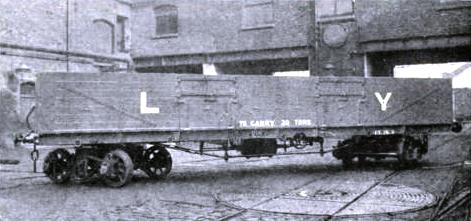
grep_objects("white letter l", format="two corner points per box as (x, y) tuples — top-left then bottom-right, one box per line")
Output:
(140, 91), (160, 114)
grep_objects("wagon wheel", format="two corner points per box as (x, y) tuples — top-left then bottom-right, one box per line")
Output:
(73, 153), (99, 183)
(43, 148), (72, 184)
(358, 156), (367, 166)
(143, 145), (172, 180)
(397, 137), (418, 168)
(403, 141), (420, 167)
(102, 149), (134, 187)
(342, 157), (353, 169)
(293, 133), (308, 149)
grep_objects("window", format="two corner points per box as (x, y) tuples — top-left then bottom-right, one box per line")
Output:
(92, 19), (115, 54)
(20, 82), (35, 98)
(242, 0), (274, 30)
(116, 16), (128, 52)
(154, 5), (178, 37)
(316, 0), (354, 18)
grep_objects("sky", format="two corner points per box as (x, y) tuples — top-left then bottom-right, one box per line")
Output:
(394, 62), (471, 88)
(207, 62), (471, 89)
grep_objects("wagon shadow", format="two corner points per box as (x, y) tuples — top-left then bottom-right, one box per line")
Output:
(130, 159), (403, 185)
(51, 158), (412, 188)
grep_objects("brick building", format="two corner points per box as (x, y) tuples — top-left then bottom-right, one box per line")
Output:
(131, 0), (311, 75)
(0, 0), (133, 75)
(312, 0), (471, 76)
(1, 0), (469, 77)
(0, 0), (133, 120)
(131, 0), (470, 76)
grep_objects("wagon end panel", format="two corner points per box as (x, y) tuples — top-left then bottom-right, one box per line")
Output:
(35, 72), (180, 143)
(361, 78), (453, 127)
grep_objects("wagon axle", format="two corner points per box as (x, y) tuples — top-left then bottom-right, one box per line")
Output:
(332, 134), (428, 167)
(43, 144), (173, 187)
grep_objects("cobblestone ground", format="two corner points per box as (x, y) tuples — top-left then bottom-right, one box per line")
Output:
(0, 131), (470, 221)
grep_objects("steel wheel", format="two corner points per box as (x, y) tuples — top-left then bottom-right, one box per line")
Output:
(397, 137), (418, 168)
(358, 156), (367, 165)
(101, 149), (134, 187)
(342, 157), (353, 169)
(43, 148), (72, 184)
(143, 145), (172, 180)
(404, 142), (420, 167)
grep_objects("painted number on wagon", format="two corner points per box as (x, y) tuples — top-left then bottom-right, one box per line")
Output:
(375, 92), (392, 111)
(140, 92), (160, 114)
(238, 119), (312, 128)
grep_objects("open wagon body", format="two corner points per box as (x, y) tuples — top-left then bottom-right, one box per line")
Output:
(29, 72), (455, 186)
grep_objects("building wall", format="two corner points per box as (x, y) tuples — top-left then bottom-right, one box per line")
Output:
(0, 0), (133, 74)
(310, 0), (363, 76)
(1, 0), (468, 77)
(356, 0), (471, 45)
(132, 0), (309, 56)
(357, 0), (471, 76)
(132, 0), (310, 74)
(311, 0), (471, 77)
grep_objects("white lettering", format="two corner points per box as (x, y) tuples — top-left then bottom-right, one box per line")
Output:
(298, 190), (308, 197)
(240, 119), (314, 127)
(249, 120), (275, 127)
(374, 92), (392, 111)
(280, 120), (290, 127)
(239, 121), (248, 127)
(140, 91), (160, 114)
(294, 119), (312, 126)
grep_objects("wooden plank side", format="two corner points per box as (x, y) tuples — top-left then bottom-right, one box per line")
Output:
(235, 76), (319, 130)
(361, 78), (453, 126)
(178, 75), (236, 130)
(35, 72), (180, 134)
(34, 73), (453, 145)
(318, 77), (365, 127)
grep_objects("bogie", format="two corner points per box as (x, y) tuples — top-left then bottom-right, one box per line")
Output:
(43, 144), (173, 187)
(333, 135), (427, 167)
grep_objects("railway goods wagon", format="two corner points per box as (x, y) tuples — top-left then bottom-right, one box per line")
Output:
(28, 72), (455, 187)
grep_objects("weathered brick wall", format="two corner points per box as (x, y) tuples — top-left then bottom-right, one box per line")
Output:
(0, 0), (132, 73)
(131, 0), (309, 58)
(356, 0), (471, 42)
(312, 0), (471, 76)
(0, 0), (133, 148)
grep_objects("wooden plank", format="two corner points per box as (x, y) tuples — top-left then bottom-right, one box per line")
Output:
(361, 78), (453, 126)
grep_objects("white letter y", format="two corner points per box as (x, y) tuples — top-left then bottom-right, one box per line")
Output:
(375, 92), (392, 111)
